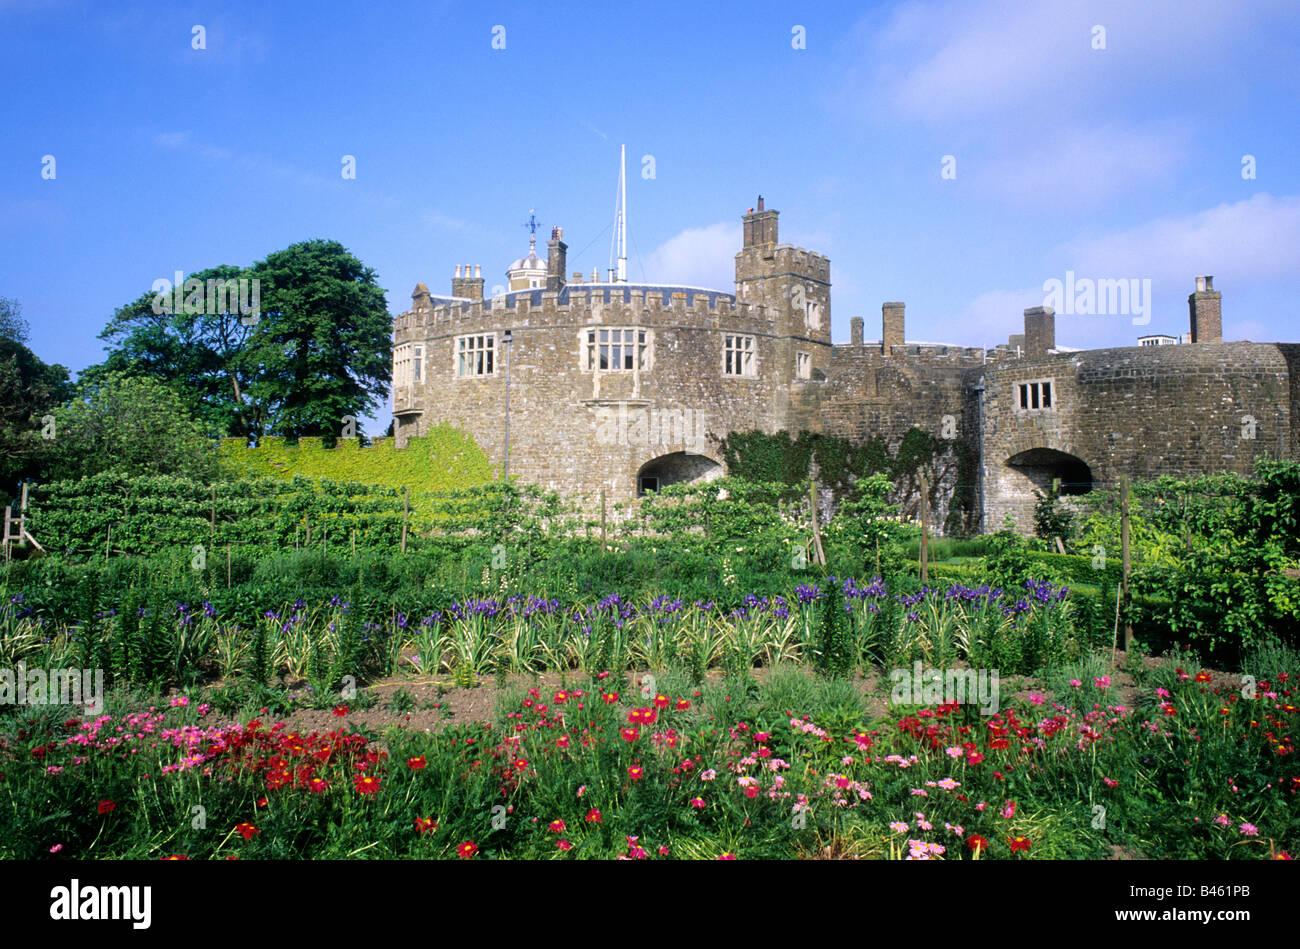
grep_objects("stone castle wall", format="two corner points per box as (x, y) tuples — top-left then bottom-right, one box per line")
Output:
(393, 203), (1299, 534)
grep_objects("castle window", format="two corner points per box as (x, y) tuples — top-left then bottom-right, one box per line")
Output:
(796, 352), (811, 379)
(413, 346), (423, 382)
(456, 334), (495, 377)
(394, 343), (414, 388)
(586, 327), (648, 372)
(724, 334), (756, 377)
(1017, 379), (1054, 412)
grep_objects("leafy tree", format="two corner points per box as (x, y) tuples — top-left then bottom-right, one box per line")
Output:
(83, 264), (259, 436)
(0, 297), (72, 491)
(84, 241), (391, 439)
(43, 372), (219, 482)
(242, 240), (391, 439)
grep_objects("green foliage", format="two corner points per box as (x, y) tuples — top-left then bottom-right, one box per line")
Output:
(219, 425), (494, 495)
(814, 577), (854, 678)
(984, 516), (1033, 591)
(83, 241), (392, 439)
(0, 297), (72, 492)
(1033, 484), (1075, 542)
(43, 372), (219, 483)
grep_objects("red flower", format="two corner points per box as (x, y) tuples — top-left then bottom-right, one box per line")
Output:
(717, 852), (736, 860)
(557, 839), (572, 851)
(407, 755), (427, 770)
(354, 774), (382, 796)
(1007, 836), (1032, 853)
(676, 699), (691, 711)
(554, 691), (568, 704)
(621, 727), (640, 742)
(548, 819), (566, 833)
(308, 777), (330, 793)
(586, 808), (602, 823)
(332, 705), (349, 717)
(162, 854), (189, 860)
(513, 758), (529, 772)
(414, 816), (437, 834)
(458, 840), (478, 859)
(234, 822), (259, 841)
(555, 735), (570, 749)
(967, 834), (989, 853)
(689, 797), (705, 808)
(653, 693), (670, 709)
(603, 692), (619, 704)
(627, 766), (644, 782)
(97, 800), (116, 815)
(1195, 671), (1212, 683)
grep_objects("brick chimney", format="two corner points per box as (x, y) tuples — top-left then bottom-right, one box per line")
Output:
(850, 316), (863, 347)
(1024, 305), (1055, 357)
(1189, 276), (1221, 343)
(546, 226), (567, 293)
(882, 302), (904, 355)
(452, 264), (484, 300)
(742, 195), (779, 248)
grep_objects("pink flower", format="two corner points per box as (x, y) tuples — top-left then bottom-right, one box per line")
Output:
(1239, 823), (1259, 837)
(1028, 693), (1045, 705)
(1069, 679), (1082, 689)
(1214, 813), (1230, 826)
(1094, 675), (1111, 690)
(689, 797), (706, 809)
(50, 843), (63, 854)
(1001, 800), (1016, 819)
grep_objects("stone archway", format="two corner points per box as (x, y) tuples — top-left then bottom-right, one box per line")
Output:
(636, 452), (723, 496)
(1006, 447), (1093, 495)
(989, 447), (1094, 533)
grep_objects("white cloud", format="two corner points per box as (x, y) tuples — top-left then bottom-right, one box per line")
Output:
(835, 0), (1289, 126)
(639, 222), (738, 289)
(1061, 192), (1300, 284)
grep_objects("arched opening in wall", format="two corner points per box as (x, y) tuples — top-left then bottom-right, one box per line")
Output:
(636, 452), (723, 497)
(1006, 448), (1093, 496)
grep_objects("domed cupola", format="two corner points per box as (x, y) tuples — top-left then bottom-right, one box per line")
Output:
(507, 235), (548, 291)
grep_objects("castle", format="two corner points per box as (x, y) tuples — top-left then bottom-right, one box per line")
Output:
(391, 198), (1298, 534)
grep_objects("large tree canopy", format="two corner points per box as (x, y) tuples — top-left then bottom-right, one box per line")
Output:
(0, 297), (72, 492)
(86, 241), (392, 439)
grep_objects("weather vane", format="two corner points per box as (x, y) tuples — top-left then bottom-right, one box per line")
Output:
(523, 208), (539, 239)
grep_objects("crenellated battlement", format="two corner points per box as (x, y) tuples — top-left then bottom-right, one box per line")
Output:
(393, 284), (781, 343)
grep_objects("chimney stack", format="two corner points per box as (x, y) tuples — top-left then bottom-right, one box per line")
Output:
(1023, 306), (1056, 357)
(882, 302), (905, 355)
(742, 196), (779, 248)
(452, 264), (484, 300)
(850, 316), (863, 347)
(547, 227), (567, 293)
(1189, 276), (1221, 343)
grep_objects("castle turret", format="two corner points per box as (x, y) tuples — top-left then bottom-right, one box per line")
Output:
(1189, 276), (1222, 343)
(850, 316), (863, 347)
(734, 196), (831, 351)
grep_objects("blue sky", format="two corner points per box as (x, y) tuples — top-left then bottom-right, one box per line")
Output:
(3, 0), (1298, 429)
